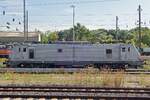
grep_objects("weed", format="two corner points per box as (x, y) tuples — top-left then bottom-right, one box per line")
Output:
(0, 69), (148, 87)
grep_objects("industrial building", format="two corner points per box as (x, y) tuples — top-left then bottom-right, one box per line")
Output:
(0, 31), (41, 43)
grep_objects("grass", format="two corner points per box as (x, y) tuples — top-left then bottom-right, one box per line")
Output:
(139, 74), (150, 87)
(0, 69), (149, 87)
(143, 65), (150, 70)
(143, 60), (150, 70)
(0, 63), (5, 68)
(100, 70), (125, 87)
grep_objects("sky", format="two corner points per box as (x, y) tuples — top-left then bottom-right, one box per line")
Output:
(0, 0), (150, 32)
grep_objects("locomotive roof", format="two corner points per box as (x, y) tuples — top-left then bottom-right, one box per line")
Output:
(11, 41), (129, 45)
(50, 41), (91, 44)
(12, 42), (130, 47)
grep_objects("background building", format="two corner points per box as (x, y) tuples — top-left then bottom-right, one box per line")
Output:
(0, 31), (41, 43)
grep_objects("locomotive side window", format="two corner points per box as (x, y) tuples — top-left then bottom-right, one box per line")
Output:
(58, 49), (63, 53)
(122, 47), (126, 52)
(0, 55), (9, 58)
(19, 48), (21, 52)
(106, 49), (112, 54)
(29, 49), (34, 59)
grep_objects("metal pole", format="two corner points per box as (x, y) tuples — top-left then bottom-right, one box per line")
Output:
(71, 5), (75, 41)
(116, 16), (119, 40)
(26, 11), (28, 41)
(23, 0), (26, 42)
(138, 5), (142, 49)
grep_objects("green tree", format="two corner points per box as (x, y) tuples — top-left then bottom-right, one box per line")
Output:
(41, 33), (48, 43)
(130, 27), (150, 47)
(58, 23), (90, 41)
(117, 30), (129, 42)
(74, 23), (91, 41)
(48, 32), (59, 42)
(41, 23), (150, 48)
(90, 29), (114, 43)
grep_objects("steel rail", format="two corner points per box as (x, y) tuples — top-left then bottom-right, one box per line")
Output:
(0, 89), (149, 94)
(0, 85), (150, 90)
(0, 86), (149, 99)
(0, 95), (150, 100)
(0, 91), (149, 99)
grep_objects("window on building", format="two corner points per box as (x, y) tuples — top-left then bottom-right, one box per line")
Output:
(122, 47), (126, 52)
(106, 49), (112, 54)
(58, 49), (63, 53)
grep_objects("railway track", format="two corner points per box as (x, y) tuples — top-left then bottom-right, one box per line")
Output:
(0, 68), (150, 74)
(0, 85), (150, 100)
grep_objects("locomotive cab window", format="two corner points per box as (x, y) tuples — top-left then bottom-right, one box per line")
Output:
(106, 49), (112, 54)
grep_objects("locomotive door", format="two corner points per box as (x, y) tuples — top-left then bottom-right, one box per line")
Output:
(120, 46), (126, 60)
(29, 48), (35, 59)
(22, 47), (28, 59)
